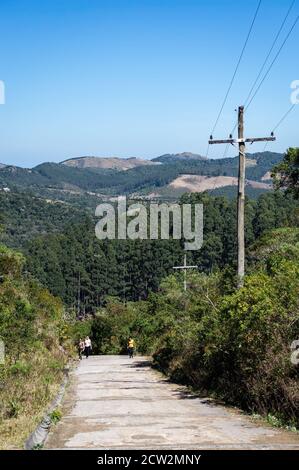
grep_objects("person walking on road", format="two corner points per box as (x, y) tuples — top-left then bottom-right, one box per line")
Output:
(128, 337), (135, 358)
(84, 336), (92, 358)
(78, 338), (85, 360)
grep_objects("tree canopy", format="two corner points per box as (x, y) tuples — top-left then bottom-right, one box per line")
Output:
(272, 147), (299, 199)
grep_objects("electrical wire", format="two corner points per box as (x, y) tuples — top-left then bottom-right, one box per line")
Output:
(221, 3), (297, 157)
(210, 0), (262, 136)
(244, 0), (296, 108)
(263, 103), (296, 150)
(246, 14), (299, 110)
(206, 0), (262, 159)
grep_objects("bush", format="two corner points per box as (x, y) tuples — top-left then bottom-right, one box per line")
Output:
(0, 244), (73, 449)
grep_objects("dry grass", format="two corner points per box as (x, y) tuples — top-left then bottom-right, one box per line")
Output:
(0, 349), (66, 449)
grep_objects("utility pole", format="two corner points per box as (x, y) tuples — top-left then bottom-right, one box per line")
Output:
(237, 106), (245, 286)
(209, 106), (276, 287)
(173, 253), (198, 292)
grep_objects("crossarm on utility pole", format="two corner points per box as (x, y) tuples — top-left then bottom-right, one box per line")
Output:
(245, 137), (276, 143)
(209, 139), (234, 145)
(209, 137), (276, 145)
(207, 105), (276, 287)
(173, 253), (198, 292)
(173, 266), (198, 270)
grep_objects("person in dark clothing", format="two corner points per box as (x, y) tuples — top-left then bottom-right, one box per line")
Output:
(78, 338), (85, 360)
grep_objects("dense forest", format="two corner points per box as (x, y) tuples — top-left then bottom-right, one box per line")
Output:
(0, 191), (87, 247)
(23, 191), (298, 314)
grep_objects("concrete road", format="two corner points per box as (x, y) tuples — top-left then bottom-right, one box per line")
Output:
(46, 355), (299, 449)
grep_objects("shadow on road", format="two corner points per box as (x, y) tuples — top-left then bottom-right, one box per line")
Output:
(126, 359), (225, 406)
(128, 359), (152, 368)
(173, 388), (225, 406)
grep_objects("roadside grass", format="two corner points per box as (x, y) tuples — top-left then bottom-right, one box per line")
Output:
(0, 351), (65, 449)
(251, 413), (298, 433)
(49, 408), (62, 424)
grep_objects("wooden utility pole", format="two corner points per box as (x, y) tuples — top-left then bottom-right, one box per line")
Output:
(209, 106), (276, 287)
(237, 106), (245, 286)
(173, 253), (198, 292)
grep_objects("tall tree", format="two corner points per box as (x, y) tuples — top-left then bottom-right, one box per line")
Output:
(272, 147), (299, 199)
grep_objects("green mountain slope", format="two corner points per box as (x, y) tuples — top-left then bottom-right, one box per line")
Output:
(0, 191), (86, 248)
(0, 152), (283, 200)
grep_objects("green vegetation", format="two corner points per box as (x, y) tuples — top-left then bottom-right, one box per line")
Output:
(0, 151), (283, 198)
(272, 147), (299, 199)
(49, 409), (62, 424)
(24, 191), (298, 313)
(0, 244), (73, 449)
(0, 191), (86, 248)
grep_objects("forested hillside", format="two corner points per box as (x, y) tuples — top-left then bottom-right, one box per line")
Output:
(0, 152), (283, 201)
(0, 191), (86, 248)
(24, 191), (298, 313)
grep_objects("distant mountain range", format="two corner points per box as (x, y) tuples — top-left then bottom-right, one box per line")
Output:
(61, 152), (206, 170)
(61, 155), (160, 171)
(0, 151), (283, 205)
(152, 152), (206, 163)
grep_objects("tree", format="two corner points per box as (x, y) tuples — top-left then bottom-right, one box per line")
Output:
(272, 147), (299, 199)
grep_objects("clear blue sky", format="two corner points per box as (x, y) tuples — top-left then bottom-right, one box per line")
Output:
(0, 0), (298, 167)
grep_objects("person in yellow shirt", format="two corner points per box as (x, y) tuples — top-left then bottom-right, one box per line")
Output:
(127, 337), (135, 358)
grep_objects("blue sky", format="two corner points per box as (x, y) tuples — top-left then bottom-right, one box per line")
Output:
(0, 0), (298, 167)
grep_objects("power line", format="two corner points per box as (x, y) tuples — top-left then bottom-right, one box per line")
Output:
(272, 104), (296, 132)
(221, 118), (238, 159)
(205, 142), (211, 159)
(246, 14), (299, 110)
(224, 0), (296, 156)
(208, 1), (297, 163)
(210, 0), (262, 137)
(220, 3), (297, 157)
(210, 116), (238, 193)
(263, 103), (296, 150)
(205, 0), (262, 159)
(244, 0), (296, 108)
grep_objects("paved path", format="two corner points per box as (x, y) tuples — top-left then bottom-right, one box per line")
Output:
(46, 355), (299, 449)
